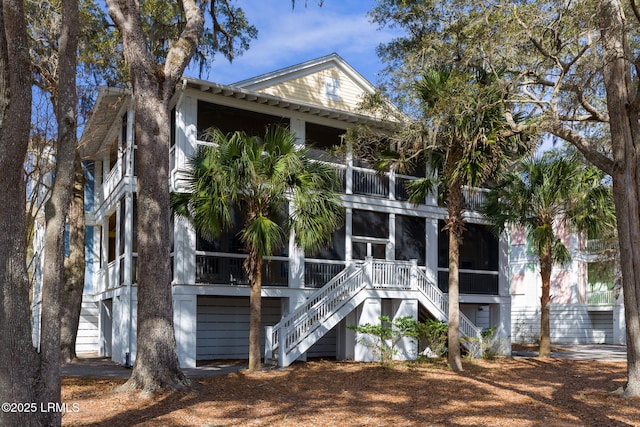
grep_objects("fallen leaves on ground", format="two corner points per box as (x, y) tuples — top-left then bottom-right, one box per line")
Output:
(62, 358), (640, 426)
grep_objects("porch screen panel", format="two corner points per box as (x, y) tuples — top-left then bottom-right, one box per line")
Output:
(197, 101), (289, 139)
(395, 215), (425, 265)
(438, 220), (499, 294)
(352, 209), (388, 239)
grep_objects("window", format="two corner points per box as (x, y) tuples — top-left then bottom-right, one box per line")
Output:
(107, 212), (116, 263)
(313, 221), (346, 260)
(305, 122), (346, 163)
(325, 77), (340, 101)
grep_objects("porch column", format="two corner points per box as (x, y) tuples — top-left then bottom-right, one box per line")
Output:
(354, 297), (382, 362)
(345, 208), (353, 262)
(392, 299), (418, 360)
(491, 300), (512, 356)
(614, 299), (626, 345)
(425, 218), (438, 285)
(173, 291), (197, 368)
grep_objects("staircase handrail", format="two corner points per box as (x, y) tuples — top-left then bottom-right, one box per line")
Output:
(413, 266), (484, 356)
(265, 259), (484, 364)
(265, 262), (365, 360)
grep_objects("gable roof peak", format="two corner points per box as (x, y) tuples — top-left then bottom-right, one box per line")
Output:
(232, 52), (375, 93)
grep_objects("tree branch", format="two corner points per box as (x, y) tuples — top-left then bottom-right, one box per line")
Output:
(541, 120), (614, 175)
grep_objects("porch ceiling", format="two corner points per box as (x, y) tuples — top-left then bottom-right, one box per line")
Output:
(183, 77), (397, 131)
(78, 87), (129, 160)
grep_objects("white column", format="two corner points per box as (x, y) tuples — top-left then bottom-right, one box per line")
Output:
(392, 299), (418, 360)
(425, 218), (438, 285)
(288, 202), (305, 289)
(499, 231), (510, 296)
(614, 299), (626, 345)
(387, 213), (395, 261)
(176, 95), (197, 165)
(174, 219), (196, 284)
(355, 297), (381, 362)
(289, 117), (305, 148)
(345, 208), (353, 262)
(173, 292), (197, 368)
(493, 300), (512, 356)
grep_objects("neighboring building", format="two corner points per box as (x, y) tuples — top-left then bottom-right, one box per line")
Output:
(77, 53), (511, 368)
(509, 223), (624, 346)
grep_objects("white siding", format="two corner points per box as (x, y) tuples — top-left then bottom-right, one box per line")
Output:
(512, 305), (614, 344)
(196, 296), (282, 360)
(196, 296), (338, 360)
(75, 299), (99, 354)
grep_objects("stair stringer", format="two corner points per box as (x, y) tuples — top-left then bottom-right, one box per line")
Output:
(280, 287), (370, 366)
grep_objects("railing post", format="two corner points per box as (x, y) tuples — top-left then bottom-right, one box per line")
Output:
(410, 259), (418, 290)
(264, 326), (273, 362)
(364, 256), (374, 288)
(278, 325), (287, 368)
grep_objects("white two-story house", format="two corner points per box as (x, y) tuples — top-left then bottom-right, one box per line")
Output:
(77, 53), (511, 368)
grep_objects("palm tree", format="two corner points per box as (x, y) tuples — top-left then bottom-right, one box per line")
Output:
(483, 151), (616, 358)
(171, 125), (343, 371)
(408, 66), (530, 370)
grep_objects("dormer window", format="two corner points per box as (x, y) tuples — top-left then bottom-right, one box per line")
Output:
(325, 77), (340, 101)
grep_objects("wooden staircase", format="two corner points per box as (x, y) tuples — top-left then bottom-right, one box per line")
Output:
(264, 258), (483, 367)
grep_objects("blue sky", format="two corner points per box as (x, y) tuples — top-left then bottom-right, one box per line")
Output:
(189, 1), (397, 87)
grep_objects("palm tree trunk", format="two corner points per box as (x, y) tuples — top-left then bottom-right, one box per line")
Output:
(246, 253), (262, 371)
(447, 179), (464, 372)
(539, 251), (553, 358)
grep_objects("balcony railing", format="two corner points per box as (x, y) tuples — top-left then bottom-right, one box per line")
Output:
(461, 187), (489, 211)
(586, 239), (617, 255)
(195, 252), (288, 286)
(352, 167), (389, 198)
(437, 268), (499, 295)
(587, 290), (615, 306)
(190, 142), (489, 211)
(304, 259), (346, 288)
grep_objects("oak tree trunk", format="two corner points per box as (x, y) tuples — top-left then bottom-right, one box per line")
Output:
(246, 254), (263, 371)
(538, 251), (552, 358)
(0, 0), (43, 425)
(39, 0), (79, 422)
(120, 91), (189, 393)
(107, 0), (203, 393)
(599, 0), (640, 397)
(60, 158), (86, 363)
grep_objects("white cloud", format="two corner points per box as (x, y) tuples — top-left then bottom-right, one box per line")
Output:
(197, 0), (397, 85)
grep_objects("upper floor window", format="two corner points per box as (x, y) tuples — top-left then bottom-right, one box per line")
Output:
(325, 77), (340, 101)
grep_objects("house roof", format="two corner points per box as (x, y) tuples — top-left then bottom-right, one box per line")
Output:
(233, 53), (376, 93)
(78, 86), (129, 158)
(79, 54), (399, 160)
(182, 77), (395, 129)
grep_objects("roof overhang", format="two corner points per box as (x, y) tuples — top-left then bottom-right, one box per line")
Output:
(182, 77), (398, 131)
(78, 87), (130, 159)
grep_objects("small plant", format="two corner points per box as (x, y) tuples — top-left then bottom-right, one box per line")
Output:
(414, 319), (448, 358)
(462, 325), (507, 360)
(349, 317), (451, 366)
(348, 315), (418, 367)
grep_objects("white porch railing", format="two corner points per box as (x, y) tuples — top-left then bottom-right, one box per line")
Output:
(96, 161), (122, 206)
(587, 290), (615, 306)
(265, 258), (483, 367)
